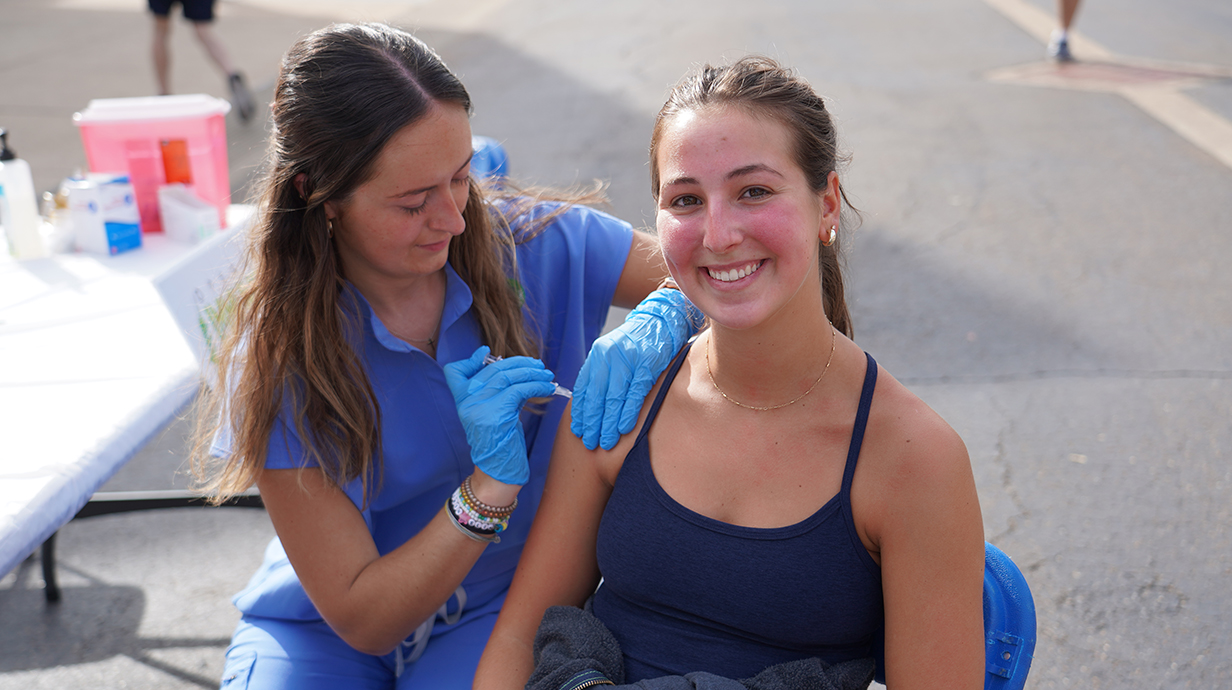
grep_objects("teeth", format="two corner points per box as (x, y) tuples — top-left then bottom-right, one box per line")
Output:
(708, 261), (761, 282)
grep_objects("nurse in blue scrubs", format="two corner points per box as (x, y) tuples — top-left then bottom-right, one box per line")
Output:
(195, 23), (698, 689)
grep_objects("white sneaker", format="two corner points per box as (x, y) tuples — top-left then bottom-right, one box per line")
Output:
(1048, 33), (1074, 62)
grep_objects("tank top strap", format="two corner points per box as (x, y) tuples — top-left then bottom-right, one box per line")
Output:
(632, 337), (697, 446)
(841, 352), (878, 493)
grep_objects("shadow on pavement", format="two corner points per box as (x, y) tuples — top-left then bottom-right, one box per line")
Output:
(0, 559), (226, 688)
(849, 223), (1129, 381)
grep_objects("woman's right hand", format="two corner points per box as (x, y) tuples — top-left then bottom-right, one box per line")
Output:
(443, 346), (557, 486)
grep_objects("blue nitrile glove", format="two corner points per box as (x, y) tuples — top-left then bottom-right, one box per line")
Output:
(444, 346), (558, 485)
(570, 287), (704, 451)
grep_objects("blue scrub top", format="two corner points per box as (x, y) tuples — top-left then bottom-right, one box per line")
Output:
(230, 201), (633, 627)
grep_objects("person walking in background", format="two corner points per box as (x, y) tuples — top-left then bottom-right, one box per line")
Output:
(148, 0), (255, 120)
(1048, 0), (1082, 62)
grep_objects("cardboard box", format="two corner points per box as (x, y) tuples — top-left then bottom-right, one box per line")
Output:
(159, 184), (220, 245)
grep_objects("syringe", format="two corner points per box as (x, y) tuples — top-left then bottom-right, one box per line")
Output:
(482, 354), (573, 399)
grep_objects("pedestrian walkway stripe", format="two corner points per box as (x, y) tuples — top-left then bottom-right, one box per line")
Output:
(1121, 87), (1232, 171)
(981, 0), (1232, 173)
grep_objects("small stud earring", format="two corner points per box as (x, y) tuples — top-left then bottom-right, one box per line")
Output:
(823, 224), (837, 247)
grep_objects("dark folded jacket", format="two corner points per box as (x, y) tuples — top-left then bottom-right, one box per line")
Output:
(527, 603), (874, 690)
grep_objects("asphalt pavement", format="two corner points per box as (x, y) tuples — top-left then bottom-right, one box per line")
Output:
(2, 0), (1230, 688)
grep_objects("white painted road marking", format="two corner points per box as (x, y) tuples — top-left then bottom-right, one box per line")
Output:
(982, 0), (1232, 172)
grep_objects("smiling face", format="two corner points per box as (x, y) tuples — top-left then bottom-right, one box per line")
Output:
(655, 106), (841, 331)
(325, 104), (474, 288)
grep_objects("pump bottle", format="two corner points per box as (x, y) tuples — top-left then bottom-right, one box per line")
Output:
(0, 128), (46, 259)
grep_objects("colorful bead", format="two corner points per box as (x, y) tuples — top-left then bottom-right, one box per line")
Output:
(461, 476), (517, 518)
(450, 486), (509, 535)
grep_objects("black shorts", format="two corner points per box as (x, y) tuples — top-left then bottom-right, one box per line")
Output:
(148, 0), (215, 22)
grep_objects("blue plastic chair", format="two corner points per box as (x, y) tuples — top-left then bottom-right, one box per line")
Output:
(981, 543), (1036, 689)
(471, 135), (509, 181)
(874, 542), (1036, 689)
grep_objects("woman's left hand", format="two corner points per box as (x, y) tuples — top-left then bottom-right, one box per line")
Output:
(570, 287), (702, 451)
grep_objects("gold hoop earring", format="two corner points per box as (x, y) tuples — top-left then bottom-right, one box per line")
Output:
(326, 219), (334, 239)
(823, 224), (837, 247)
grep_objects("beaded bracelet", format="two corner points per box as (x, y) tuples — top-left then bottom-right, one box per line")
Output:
(445, 494), (499, 544)
(456, 495), (500, 532)
(461, 476), (517, 518)
(452, 491), (504, 532)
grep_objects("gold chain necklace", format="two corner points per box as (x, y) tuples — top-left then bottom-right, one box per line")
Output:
(387, 323), (438, 349)
(705, 325), (837, 411)
(385, 278), (443, 349)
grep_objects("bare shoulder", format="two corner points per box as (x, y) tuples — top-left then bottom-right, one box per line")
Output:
(864, 365), (970, 481)
(558, 355), (680, 489)
(590, 369), (672, 486)
(855, 364), (978, 545)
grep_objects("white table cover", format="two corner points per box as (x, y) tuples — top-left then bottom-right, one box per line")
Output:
(0, 206), (251, 578)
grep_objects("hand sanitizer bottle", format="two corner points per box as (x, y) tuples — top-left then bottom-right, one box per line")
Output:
(0, 128), (47, 259)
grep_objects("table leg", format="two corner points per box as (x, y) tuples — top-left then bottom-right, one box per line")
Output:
(41, 532), (61, 603)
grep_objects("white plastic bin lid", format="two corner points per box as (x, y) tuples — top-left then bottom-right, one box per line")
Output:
(73, 94), (231, 124)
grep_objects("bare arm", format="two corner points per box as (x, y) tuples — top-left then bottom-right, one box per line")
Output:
(470, 228), (664, 685)
(871, 405), (986, 690)
(258, 466), (518, 656)
(612, 229), (667, 308)
(474, 402), (627, 690)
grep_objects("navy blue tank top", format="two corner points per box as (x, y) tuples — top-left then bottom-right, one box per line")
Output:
(591, 343), (884, 682)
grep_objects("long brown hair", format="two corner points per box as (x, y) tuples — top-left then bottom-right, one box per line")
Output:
(193, 23), (554, 505)
(648, 56), (857, 338)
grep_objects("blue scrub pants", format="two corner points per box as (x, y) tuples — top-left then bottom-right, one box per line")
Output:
(220, 611), (498, 689)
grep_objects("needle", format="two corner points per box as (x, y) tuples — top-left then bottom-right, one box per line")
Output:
(482, 354), (573, 399)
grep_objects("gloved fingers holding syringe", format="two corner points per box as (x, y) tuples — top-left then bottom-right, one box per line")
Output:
(443, 346), (564, 486)
(483, 354), (572, 399)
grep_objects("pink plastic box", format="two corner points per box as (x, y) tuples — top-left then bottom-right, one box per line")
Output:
(74, 95), (231, 234)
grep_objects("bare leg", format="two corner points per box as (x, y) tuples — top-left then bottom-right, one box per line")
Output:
(1057, 0), (1081, 30)
(1049, 0), (1081, 60)
(151, 14), (172, 95)
(193, 20), (256, 121)
(191, 20), (236, 76)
